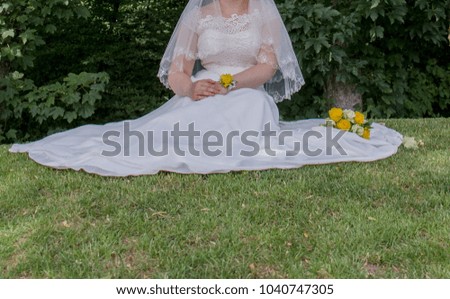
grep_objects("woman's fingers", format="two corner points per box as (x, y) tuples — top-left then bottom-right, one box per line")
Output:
(191, 80), (226, 100)
(211, 82), (225, 94)
(199, 83), (217, 96)
(199, 85), (215, 96)
(212, 82), (227, 95)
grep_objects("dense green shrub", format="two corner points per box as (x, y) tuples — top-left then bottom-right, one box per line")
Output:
(0, 0), (109, 142)
(0, 71), (109, 142)
(277, 0), (450, 119)
(28, 0), (186, 126)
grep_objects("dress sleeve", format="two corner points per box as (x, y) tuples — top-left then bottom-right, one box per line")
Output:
(256, 43), (278, 70)
(168, 9), (200, 76)
(256, 10), (279, 70)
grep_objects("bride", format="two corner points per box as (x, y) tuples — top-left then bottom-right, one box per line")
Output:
(10, 0), (403, 176)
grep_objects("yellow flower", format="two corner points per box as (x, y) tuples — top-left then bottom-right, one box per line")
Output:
(362, 128), (371, 139)
(220, 74), (234, 88)
(354, 111), (365, 125)
(336, 119), (351, 131)
(329, 107), (343, 122)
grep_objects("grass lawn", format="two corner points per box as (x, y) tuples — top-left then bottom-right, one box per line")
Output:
(0, 118), (449, 278)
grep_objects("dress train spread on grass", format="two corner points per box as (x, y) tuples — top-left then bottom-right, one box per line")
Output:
(9, 0), (403, 176)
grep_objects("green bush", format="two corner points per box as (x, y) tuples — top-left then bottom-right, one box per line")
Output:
(0, 0), (109, 142)
(277, 0), (450, 119)
(28, 0), (186, 125)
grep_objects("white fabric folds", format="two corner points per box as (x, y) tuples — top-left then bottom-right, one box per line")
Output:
(10, 71), (403, 177)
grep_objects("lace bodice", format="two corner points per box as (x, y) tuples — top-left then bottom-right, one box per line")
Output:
(196, 11), (267, 73)
(178, 9), (274, 75)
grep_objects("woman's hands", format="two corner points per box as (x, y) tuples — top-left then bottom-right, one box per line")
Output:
(189, 79), (228, 101)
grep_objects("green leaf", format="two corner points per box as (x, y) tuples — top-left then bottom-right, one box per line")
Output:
(5, 129), (17, 139)
(64, 93), (81, 104)
(370, 0), (381, 10)
(16, 15), (29, 24)
(21, 55), (35, 69)
(11, 47), (23, 58)
(19, 30), (35, 45)
(2, 29), (15, 39)
(314, 42), (322, 54)
(0, 3), (11, 14)
(369, 11), (378, 22)
(64, 111), (78, 123)
(45, 24), (57, 34)
(304, 39), (314, 50)
(51, 107), (65, 120)
(90, 83), (105, 92)
(11, 71), (24, 80)
(74, 6), (90, 19)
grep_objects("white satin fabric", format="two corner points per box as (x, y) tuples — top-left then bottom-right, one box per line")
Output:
(9, 67), (403, 177)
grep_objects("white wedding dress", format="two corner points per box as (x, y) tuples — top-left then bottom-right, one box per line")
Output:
(10, 12), (403, 177)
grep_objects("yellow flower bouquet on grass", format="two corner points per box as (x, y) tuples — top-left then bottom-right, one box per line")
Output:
(324, 107), (372, 139)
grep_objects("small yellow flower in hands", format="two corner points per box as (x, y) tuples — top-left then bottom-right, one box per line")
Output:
(220, 74), (234, 88)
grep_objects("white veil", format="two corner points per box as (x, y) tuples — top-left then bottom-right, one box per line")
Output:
(157, 0), (305, 103)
